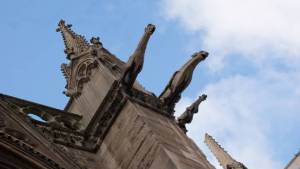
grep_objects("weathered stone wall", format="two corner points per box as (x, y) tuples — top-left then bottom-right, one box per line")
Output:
(0, 102), (82, 169)
(65, 64), (116, 127)
(94, 101), (215, 169)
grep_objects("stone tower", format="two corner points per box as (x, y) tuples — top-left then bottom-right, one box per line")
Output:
(0, 20), (216, 169)
(204, 133), (247, 169)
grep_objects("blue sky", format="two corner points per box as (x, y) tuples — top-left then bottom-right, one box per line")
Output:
(1, 0), (300, 168)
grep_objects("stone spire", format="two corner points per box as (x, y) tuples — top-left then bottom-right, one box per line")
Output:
(56, 19), (90, 59)
(204, 133), (247, 169)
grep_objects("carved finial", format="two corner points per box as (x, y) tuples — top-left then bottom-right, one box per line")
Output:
(60, 63), (71, 86)
(204, 133), (248, 169)
(177, 94), (207, 133)
(120, 24), (156, 91)
(159, 51), (208, 115)
(56, 19), (90, 59)
(90, 37), (103, 48)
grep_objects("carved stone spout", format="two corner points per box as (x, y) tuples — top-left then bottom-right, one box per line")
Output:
(121, 24), (156, 91)
(177, 94), (207, 133)
(159, 51), (208, 114)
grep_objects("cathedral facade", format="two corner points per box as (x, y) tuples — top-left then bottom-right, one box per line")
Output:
(0, 20), (249, 169)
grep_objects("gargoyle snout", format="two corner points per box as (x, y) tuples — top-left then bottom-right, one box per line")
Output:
(202, 94), (207, 100)
(199, 51), (209, 59)
(146, 24), (156, 34)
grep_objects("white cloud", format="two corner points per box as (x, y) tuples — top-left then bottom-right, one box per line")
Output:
(163, 0), (300, 168)
(161, 0), (300, 71)
(175, 71), (300, 169)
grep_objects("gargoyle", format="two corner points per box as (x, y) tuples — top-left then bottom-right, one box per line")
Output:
(120, 24), (156, 91)
(159, 51), (208, 114)
(177, 94), (207, 133)
(90, 37), (103, 48)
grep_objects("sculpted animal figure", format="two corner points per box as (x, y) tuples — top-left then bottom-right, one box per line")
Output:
(159, 51), (208, 114)
(177, 94), (207, 133)
(121, 24), (156, 90)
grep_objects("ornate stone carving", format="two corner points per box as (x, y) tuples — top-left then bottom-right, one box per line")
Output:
(0, 94), (82, 131)
(56, 20), (90, 59)
(121, 24), (155, 91)
(177, 94), (207, 133)
(90, 37), (103, 48)
(56, 20), (104, 97)
(63, 58), (98, 97)
(159, 51), (208, 114)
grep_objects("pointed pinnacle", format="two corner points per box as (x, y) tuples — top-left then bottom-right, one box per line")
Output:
(204, 133), (235, 169)
(56, 19), (90, 59)
(56, 20), (71, 32)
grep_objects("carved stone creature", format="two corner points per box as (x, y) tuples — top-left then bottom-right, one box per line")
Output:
(90, 37), (102, 48)
(177, 94), (207, 133)
(121, 24), (156, 90)
(159, 51), (208, 114)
